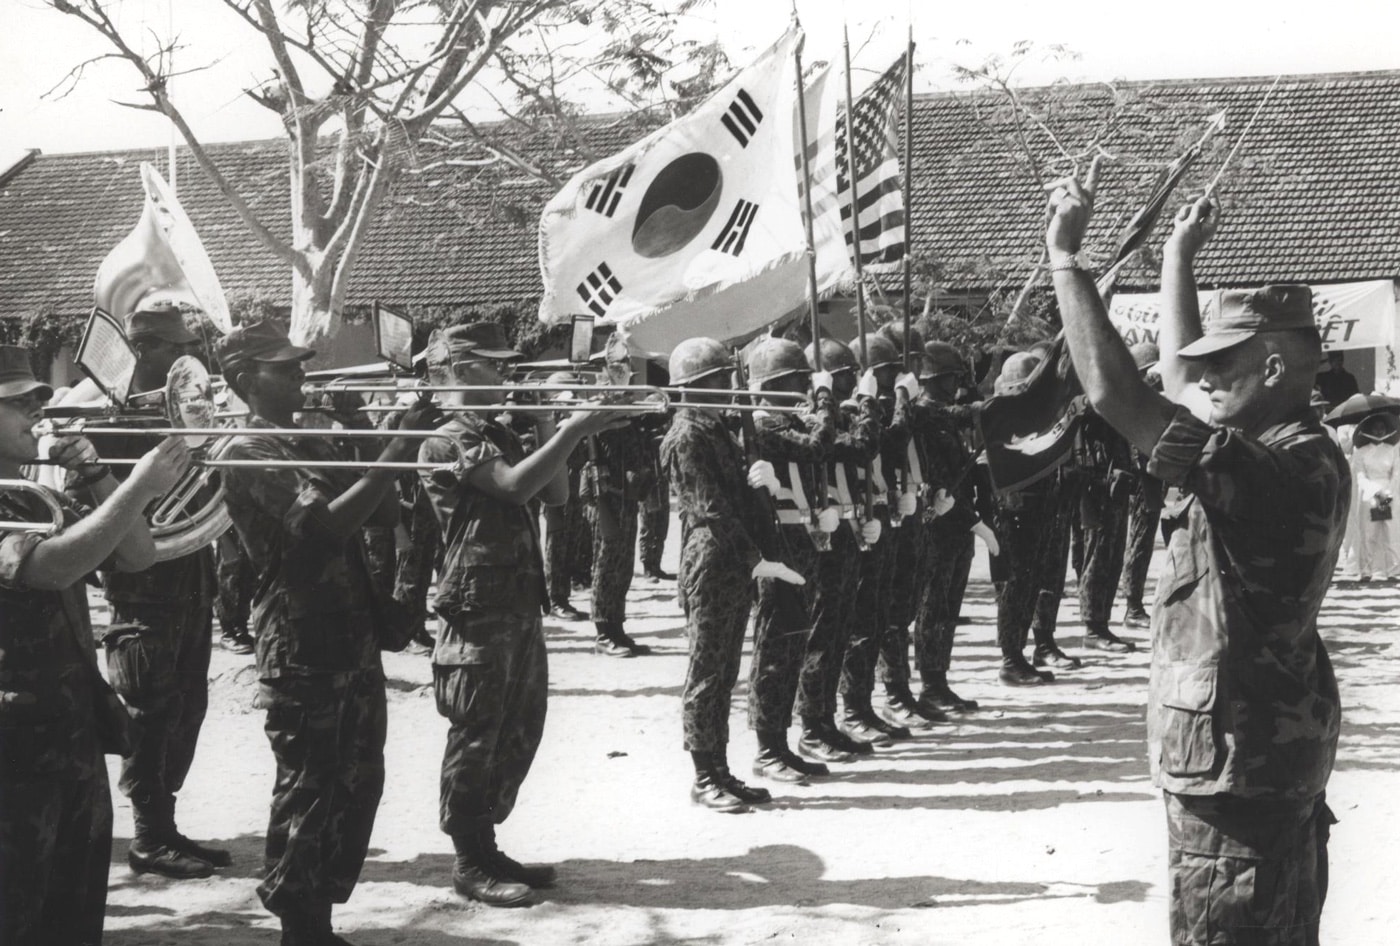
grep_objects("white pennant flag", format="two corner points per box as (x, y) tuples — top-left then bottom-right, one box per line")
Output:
(538, 25), (808, 357)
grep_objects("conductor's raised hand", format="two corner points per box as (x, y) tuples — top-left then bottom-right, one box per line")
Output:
(129, 436), (194, 496)
(1045, 153), (1107, 261)
(1165, 195), (1221, 260)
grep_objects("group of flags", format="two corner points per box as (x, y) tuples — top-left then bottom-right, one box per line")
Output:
(537, 23), (910, 356)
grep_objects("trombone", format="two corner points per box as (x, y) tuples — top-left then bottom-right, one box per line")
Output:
(300, 381), (812, 414)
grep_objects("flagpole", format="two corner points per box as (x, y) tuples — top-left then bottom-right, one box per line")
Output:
(901, 26), (914, 370)
(842, 23), (869, 363)
(794, 41), (823, 371)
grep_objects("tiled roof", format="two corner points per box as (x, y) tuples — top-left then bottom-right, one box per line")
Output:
(3, 70), (1398, 320)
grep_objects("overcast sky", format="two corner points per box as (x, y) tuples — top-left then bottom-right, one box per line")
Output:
(2, 0), (1396, 158)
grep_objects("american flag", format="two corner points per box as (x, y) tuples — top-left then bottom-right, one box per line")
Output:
(836, 51), (908, 271)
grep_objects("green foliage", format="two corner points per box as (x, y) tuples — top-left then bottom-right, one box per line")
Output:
(393, 297), (565, 360)
(0, 307), (86, 377)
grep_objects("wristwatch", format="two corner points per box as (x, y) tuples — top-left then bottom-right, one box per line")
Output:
(1050, 253), (1083, 272)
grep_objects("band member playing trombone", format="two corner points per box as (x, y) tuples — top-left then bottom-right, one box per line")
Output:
(415, 322), (629, 907)
(215, 320), (439, 946)
(0, 345), (193, 946)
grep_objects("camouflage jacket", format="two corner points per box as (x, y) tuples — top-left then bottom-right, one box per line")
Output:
(826, 396), (881, 527)
(751, 391), (835, 518)
(1145, 406), (1349, 799)
(220, 417), (381, 678)
(0, 486), (104, 779)
(418, 414), (547, 619)
(581, 423), (656, 507)
(661, 408), (763, 575)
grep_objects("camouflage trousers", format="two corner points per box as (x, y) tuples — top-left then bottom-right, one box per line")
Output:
(258, 670), (387, 916)
(214, 526), (253, 635)
(395, 484), (442, 630)
(1074, 486), (1130, 626)
(590, 494), (639, 624)
(363, 525), (397, 601)
(878, 520), (931, 698)
(1120, 487), (1162, 612)
(1166, 792), (1334, 946)
(104, 594), (212, 804)
(794, 526), (862, 721)
(0, 765), (112, 946)
(747, 525), (819, 733)
(435, 611), (547, 836)
(995, 488), (1074, 655)
(679, 532), (754, 752)
(841, 522), (896, 709)
(545, 498), (586, 607)
(638, 476), (670, 572)
(913, 526), (976, 677)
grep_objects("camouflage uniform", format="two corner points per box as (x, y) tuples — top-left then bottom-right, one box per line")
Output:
(0, 487), (114, 946)
(1119, 446), (1165, 615)
(419, 415), (550, 836)
(584, 424), (654, 623)
(1145, 406), (1348, 945)
(637, 429), (671, 574)
(747, 397), (834, 733)
(841, 394), (910, 712)
(214, 525), (254, 638)
(544, 442), (587, 609)
(993, 469), (1076, 657)
(1072, 413), (1134, 628)
(220, 418), (387, 918)
(661, 409), (763, 752)
(912, 401), (982, 679)
(794, 397), (880, 720)
(394, 476), (442, 634)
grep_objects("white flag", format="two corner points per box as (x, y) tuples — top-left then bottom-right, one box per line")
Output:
(538, 25), (807, 357)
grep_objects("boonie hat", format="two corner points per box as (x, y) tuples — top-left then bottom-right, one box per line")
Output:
(441, 322), (523, 361)
(1177, 285), (1316, 360)
(127, 301), (199, 345)
(215, 320), (316, 374)
(0, 346), (53, 401)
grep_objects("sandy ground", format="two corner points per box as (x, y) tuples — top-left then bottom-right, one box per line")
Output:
(92, 522), (1400, 946)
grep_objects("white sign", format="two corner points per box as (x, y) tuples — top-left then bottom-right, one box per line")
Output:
(1109, 280), (1397, 352)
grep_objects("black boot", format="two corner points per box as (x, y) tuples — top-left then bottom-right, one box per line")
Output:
(884, 688), (948, 726)
(451, 831), (534, 906)
(1084, 622), (1138, 653)
(713, 753), (772, 805)
(754, 730), (828, 782)
(128, 794), (215, 879)
(689, 751), (750, 813)
(610, 622), (652, 656)
(797, 717), (856, 763)
(644, 565), (675, 581)
(1122, 604), (1150, 628)
(841, 703), (909, 745)
(1032, 622), (1082, 669)
(917, 671), (979, 712)
(278, 901), (331, 946)
(999, 653), (1052, 687)
(593, 621), (635, 658)
(480, 824), (556, 889)
(164, 793), (232, 867)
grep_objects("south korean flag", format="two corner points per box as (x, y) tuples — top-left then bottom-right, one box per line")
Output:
(538, 24), (809, 357)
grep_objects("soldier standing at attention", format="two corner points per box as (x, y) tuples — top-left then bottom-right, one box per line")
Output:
(793, 338), (884, 764)
(0, 347), (191, 946)
(1071, 407), (1139, 653)
(217, 320), (437, 945)
(542, 372), (590, 622)
(638, 421), (675, 582)
(662, 337), (805, 813)
(416, 323), (628, 907)
(1049, 171), (1347, 944)
(1118, 343), (1165, 630)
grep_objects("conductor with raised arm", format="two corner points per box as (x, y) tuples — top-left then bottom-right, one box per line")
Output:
(1045, 168), (1348, 945)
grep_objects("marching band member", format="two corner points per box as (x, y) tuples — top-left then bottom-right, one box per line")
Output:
(1, 345), (192, 946)
(661, 336), (803, 813)
(216, 320), (437, 945)
(415, 322), (627, 906)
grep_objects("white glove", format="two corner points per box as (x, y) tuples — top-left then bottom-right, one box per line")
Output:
(860, 518), (882, 545)
(930, 488), (955, 517)
(810, 370), (834, 394)
(895, 371), (920, 401)
(856, 369), (879, 401)
(752, 559), (807, 585)
(816, 506), (841, 533)
(897, 490), (918, 516)
(971, 520), (1000, 557)
(747, 459), (780, 493)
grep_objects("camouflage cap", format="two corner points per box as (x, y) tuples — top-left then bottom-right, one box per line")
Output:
(1177, 285), (1316, 360)
(0, 346), (53, 401)
(441, 322), (523, 361)
(215, 320), (316, 374)
(126, 301), (198, 345)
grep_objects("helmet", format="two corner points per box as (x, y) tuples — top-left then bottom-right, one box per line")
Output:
(668, 336), (732, 386)
(745, 337), (810, 387)
(919, 341), (964, 379)
(804, 337), (858, 374)
(854, 334), (901, 370)
(994, 351), (1041, 395)
(877, 320), (925, 356)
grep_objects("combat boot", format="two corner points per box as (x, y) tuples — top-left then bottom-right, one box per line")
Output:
(884, 689), (947, 726)
(1084, 622), (1138, 653)
(451, 832), (534, 906)
(713, 754), (772, 805)
(610, 622), (652, 656)
(690, 752), (750, 813)
(798, 718), (856, 763)
(128, 795), (215, 879)
(754, 730), (828, 782)
(480, 824), (556, 889)
(1122, 604), (1151, 629)
(1032, 641), (1083, 670)
(841, 704), (907, 745)
(917, 671), (979, 712)
(999, 654), (1052, 687)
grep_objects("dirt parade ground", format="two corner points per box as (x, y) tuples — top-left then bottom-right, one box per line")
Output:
(92, 528), (1400, 946)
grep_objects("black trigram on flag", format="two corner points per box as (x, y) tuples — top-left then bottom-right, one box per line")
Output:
(584, 164), (634, 218)
(576, 262), (623, 317)
(721, 89), (765, 147)
(711, 200), (759, 255)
